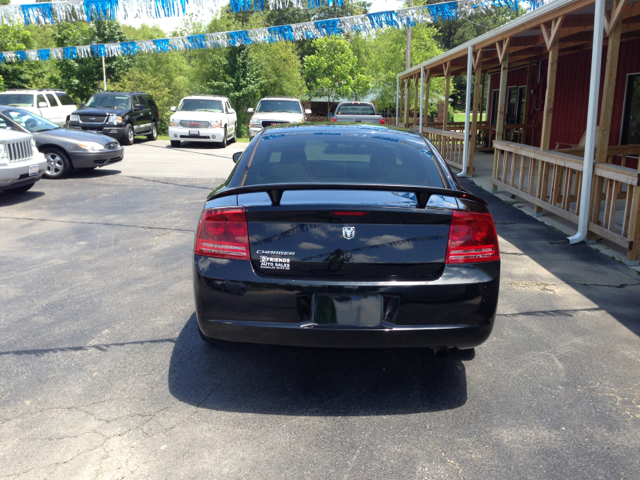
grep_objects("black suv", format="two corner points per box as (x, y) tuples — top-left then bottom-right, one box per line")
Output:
(68, 91), (159, 145)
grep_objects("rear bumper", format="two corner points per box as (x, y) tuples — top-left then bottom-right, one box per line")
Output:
(194, 257), (500, 349)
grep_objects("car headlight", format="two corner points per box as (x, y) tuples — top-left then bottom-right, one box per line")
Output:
(107, 115), (123, 125)
(250, 120), (262, 127)
(70, 115), (79, 122)
(169, 117), (178, 127)
(77, 142), (105, 152)
(210, 119), (223, 128)
(30, 138), (38, 151)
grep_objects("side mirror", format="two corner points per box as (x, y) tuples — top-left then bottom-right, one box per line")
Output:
(229, 109), (235, 113)
(134, 104), (144, 111)
(38, 102), (48, 108)
(170, 106), (177, 112)
(247, 108), (254, 113)
(232, 152), (242, 163)
(305, 109), (312, 115)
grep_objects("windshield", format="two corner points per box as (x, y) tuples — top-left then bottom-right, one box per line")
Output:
(1, 108), (59, 133)
(256, 100), (301, 114)
(336, 104), (376, 115)
(86, 94), (131, 109)
(244, 131), (444, 187)
(178, 99), (224, 112)
(0, 94), (34, 108)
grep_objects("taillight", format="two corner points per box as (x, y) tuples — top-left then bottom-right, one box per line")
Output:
(195, 207), (250, 260)
(331, 117), (337, 122)
(446, 211), (500, 264)
(380, 118), (386, 125)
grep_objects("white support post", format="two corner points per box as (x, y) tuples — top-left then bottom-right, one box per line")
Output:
(396, 76), (400, 127)
(568, 0), (605, 244)
(419, 67), (424, 133)
(458, 45), (473, 177)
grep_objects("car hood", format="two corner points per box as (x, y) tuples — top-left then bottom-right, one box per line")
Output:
(72, 107), (129, 116)
(250, 112), (305, 122)
(0, 129), (32, 141)
(170, 111), (227, 121)
(32, 128), (117, 145)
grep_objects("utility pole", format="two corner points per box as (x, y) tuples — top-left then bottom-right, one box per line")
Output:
(405, 0), (413, 70)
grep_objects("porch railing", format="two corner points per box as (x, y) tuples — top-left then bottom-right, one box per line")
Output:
(492, 141), (640, 262)
(421, 127), (465, 168)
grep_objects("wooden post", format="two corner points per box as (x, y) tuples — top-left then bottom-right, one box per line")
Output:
(403, 77), (409, 126)
(399, 78), (405, 126)
(492, 41), (509, 190)
(469, 50), (483, 175)
(590, 1), (623, 241)
(628, 171), (640, 264)
(423, 69), (431, 133)
(414, 74), (419, 126)
(443, 62), (451, 131)
(523, 62), (532, 144)
(534, 36), (560, 214)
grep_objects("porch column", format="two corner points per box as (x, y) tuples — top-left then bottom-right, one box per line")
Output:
(460, 45), (474, 177)
(395, 76), (400, 127)
(399, 78), (405, 126)
(423, 69), (431, 131)
(468, 48), (483, 176)
(413, 74), (419, 126)
(403, 77), (410, 126)
(443, 61), (451, 130)
(523, 62), (532, 144)
(535, 19), (562, 215)
(419, 67), (424, 132)
(491, 39), (510, 191)
(568, 0), (605, 245)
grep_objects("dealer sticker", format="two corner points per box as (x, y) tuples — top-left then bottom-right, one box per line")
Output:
(28, 165), (39, 176)
(260, 256), (290, 270)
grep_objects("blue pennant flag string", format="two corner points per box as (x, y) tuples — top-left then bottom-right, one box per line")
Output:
(315, 19), (342, 37)
(21, 4), (54, 25)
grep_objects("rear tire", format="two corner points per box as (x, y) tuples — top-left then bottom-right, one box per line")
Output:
(43, 148), (71, 179)
(122, 124), (134, 145)
(147, 123), (157, 141)
(170, 140), (180, 148)
(1, 181), (36, 194)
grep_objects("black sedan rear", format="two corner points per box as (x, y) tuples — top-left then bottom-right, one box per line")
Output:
(193, 124), (500, 351)
(0, 107), (123, 179)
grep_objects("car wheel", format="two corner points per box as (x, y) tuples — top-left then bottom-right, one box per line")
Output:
(1, 181), (36, 194)
(220, 126), (227, 148)
(147, 123), (157, 141)
(170, 140), (180, 148)
(122, 124), (134, 145)
(238, 287), (245, 296)
(43, 148), (71, 179)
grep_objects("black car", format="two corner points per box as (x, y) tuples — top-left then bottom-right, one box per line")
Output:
(193, 124), (500, 352)
(67, 91), (159, 145)
(0, 107), (124, 179)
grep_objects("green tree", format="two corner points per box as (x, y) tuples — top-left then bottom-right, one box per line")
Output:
(0, 23), (43, 88)
(252, 42), (307, 100)
(304, 36), (371, 112)
(0, 0), (10, 6)
(52, 20), (132, 101)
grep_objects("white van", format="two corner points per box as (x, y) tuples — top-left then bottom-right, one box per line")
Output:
(0, 89), (77, 127)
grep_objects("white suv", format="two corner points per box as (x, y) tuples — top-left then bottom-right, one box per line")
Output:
(0, 128), (47, 194)
(248, 97), (311, 140)
(0, 90), (77, 127)
(169, 95), (237, 148)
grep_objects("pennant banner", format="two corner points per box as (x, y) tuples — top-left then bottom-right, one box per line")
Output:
(0, 1), (553, 63)
(0, 0), (216, 26)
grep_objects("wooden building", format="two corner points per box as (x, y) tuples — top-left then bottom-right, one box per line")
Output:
(397, 0), (640, 264)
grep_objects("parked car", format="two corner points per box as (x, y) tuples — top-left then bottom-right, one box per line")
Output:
(169, 95), (237, 148)
(248, 97), (311, 140)
(0, 126), (47, 194)
(0, 107), (124, 179)
(0, 89), (77, 127)
(67, 91), (159, 145)
(332, 102), (385, 125)
(193, 124), (500, 351)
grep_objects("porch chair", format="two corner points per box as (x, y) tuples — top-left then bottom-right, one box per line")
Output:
(555, 131), (587, 150)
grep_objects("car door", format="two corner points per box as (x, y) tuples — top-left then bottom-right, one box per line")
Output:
(131, 95), (147, 134)
(36, 94), (50, 121)
(54, 92), (77, 124)
(226, 100), (236, 134)
(45, 93), (64, 126)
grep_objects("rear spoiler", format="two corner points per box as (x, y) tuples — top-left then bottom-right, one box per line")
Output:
(208, 183), (488, 208)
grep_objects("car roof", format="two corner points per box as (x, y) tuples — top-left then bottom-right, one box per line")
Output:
(1, 89), (65, 93)
(182, 95), (228, 100)
(91, 91), (148, 96)
(258, 97), (301, 102)
(258, 123), (422, 140)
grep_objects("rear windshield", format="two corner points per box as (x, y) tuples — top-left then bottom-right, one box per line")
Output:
(0, 94), (34, 107)
(244, 131), (444, 187)
(336, 104), (376, 115)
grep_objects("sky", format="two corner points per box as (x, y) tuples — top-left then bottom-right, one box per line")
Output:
(10, 0), (406, 34)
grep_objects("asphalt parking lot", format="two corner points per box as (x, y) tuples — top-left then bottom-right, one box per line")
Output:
(1, 139), (640, 479)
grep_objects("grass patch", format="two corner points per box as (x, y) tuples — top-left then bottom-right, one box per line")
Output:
(453, 112), (487, 123)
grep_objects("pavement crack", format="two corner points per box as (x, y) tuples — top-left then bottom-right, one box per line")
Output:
(0, 215), (192, 233)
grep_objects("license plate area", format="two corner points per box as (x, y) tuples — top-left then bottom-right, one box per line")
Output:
(28, 165), (39, 176)
(313, 294), (382, 326)
(189, 130), (199, 137)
